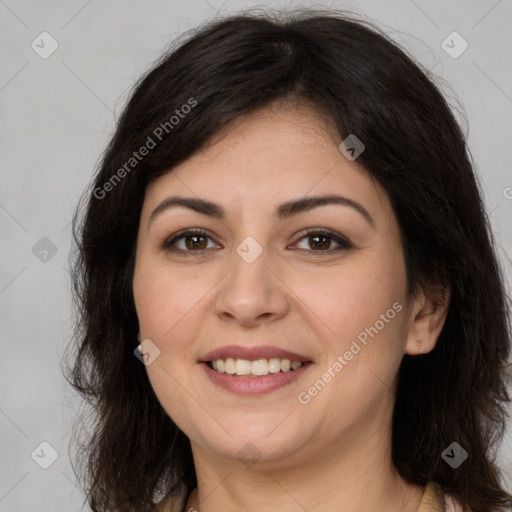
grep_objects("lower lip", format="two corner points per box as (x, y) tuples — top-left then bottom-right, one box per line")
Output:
(200, 362), (313, 395)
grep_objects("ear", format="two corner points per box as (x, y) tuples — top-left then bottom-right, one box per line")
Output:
(405, 286), (450, 356)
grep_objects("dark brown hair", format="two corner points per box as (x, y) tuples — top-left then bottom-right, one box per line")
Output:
(64, 8), (512, 512)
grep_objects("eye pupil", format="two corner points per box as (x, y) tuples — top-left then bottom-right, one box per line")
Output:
(186, 235), (207, 250)
(310, 235), (330, 250)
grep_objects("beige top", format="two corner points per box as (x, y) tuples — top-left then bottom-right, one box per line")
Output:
(156, 481), (464, 511)
(418, 482), (464, 512)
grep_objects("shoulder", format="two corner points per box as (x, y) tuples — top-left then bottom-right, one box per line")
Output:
(154, 497), (183, 512)
(419, 481), (467, 512)
(154, 501), (179, 512)
(444, 493), (466, 512)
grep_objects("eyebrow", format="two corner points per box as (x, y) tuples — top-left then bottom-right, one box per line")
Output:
(147, 193), (375, 229)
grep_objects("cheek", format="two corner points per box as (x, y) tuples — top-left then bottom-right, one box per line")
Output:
(304, 257), (404, 330)
(133, 261), (209, 429)
(133, 258), (210, 342)
(292, 253), (408, 378)
(293, 264), (408, 421)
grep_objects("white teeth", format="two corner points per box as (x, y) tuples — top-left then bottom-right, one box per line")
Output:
(225, 357), (236, 374)
(235, 359), (252, 375)
(251, 359), (269, 375)
(209, 358), (305, 376)
(268, 358), (281, 373)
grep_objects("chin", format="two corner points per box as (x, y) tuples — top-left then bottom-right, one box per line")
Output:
(190, 417), (310, 466)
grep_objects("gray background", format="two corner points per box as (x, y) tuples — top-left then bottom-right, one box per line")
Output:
(1, 0), (511, 510)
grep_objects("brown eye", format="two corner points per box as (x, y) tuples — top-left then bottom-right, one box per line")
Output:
(184, 234), (208, 250)
(292, 229), (351, 253)
(162, 229), (220, 255)
(308, 234), (332, 250)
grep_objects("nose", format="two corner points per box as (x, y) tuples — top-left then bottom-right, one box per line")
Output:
(214, 243), (290, 327)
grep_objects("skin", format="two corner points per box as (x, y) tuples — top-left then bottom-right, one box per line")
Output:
(132, 99), (448, 512)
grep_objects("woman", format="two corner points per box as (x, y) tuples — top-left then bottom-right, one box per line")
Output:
(65, 8), (512, 512)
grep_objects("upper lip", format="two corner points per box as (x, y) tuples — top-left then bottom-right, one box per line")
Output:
(199, 345), (311, 363)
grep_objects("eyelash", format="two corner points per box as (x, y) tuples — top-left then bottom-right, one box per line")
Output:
(160, 228), (352, 257)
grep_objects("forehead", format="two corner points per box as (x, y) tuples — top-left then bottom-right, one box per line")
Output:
(141, 102), (392, 225)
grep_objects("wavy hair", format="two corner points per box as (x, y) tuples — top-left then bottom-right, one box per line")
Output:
(64, 8), (512, 512)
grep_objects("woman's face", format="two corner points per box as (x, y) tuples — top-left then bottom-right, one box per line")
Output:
(132, 102), (419, 469)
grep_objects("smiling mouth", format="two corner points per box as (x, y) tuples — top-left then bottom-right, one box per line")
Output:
(206, 357), (306, 376)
